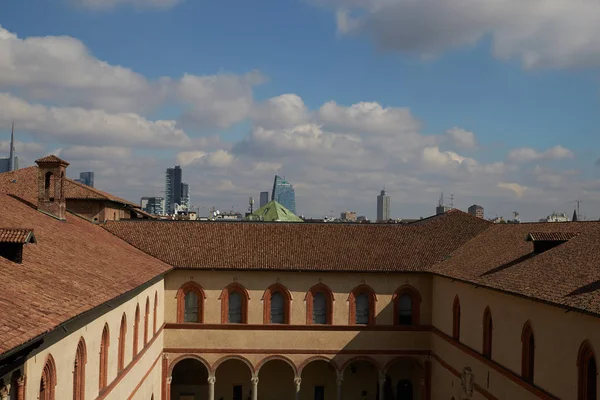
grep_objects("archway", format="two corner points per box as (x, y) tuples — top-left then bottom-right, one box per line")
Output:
(385, 357), (424, 400)
(299, 358), (337, 400)
(171, 358), (210, 400)
(343, 358), (379, 400)
(257, 358), (296, 399)
(214, 358), (253, 400)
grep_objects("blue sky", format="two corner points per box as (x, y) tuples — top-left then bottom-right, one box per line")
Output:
(1, 0), (600, 220)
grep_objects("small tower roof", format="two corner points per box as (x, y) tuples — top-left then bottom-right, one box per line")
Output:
(35, 155), (70, 166)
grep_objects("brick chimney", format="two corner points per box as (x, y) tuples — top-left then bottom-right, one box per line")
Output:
(35, 155), (69, 220)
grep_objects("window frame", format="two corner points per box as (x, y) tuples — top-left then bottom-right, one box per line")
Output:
(133, 305), (140, 357)
(73, 338), (87, 400)
(578, 340), (597, 400)
(176, 281), (205, 324)
(220, 282), (250, 324)
(452, 295), (461, 340)
(99, 324), (110, 392)
(262, 283), (292, 325)
(118, 313), (127, 372)
(392, 285), (422, 326)
(153, 291), (158, 334)
(305, 283), (334, 325)
(40, 354), (57, 400)
(348, 284), (377, 325)
(521, 321), (535, 383)
(144, 297), (150, 345)
(482, 306), (493, 359)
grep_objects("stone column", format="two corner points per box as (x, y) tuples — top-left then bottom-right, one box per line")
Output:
(378, 371), (386, 400)
(0, 383), (10, 400)
(294, 377), (302, 400)
(162, 353), (170, 400)
(207, 376), (216, 400)
(336, 372), (344, 400)
(251, 376), (259, 400)
(16, 375), (26, 400)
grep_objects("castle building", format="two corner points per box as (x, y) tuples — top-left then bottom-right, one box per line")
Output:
(1, 155), (600, 400)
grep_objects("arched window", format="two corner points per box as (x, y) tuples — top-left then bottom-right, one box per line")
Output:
(176, 282), (205, 323)
(118, 314), (127, 372)
(349, 284), (376, 325)
(452, 295), (461, 340)
(262, 283), (292, 324)
(40, 354), (57, 400)
(393, 285), (421, 326)
(220, 283), (249, 324)
(521, 321), (535, 383)
(482, 307), (493, 359)
(133, 305), (140, 356)
(44, 171), (53, 200)
(73, 338), (87, 400)
(306, 283), (334, 325)
(578, 341), (597, 400)
(153, 291), (158, 334)
(99, 324), (110, 391)
(144, 298), (150, 345)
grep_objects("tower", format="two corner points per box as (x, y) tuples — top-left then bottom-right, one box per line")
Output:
(377, 188), (391, 221)
(9, 121), (15, 171)
(36, 155), (69, 220)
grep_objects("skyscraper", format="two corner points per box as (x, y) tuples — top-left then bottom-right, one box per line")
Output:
(377, 189), (391, 221)
(468, 204), (484, 219)
(271, 175), (296, 215)
(259, 191), (269, 208)
(181, 182), (190, 210)
(141, 197), (164, 215)
(75, 172), (94, 187)
(165, 165), (183, 215)
(0, 122), (18, 173)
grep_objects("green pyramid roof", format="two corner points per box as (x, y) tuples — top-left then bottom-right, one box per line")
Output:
(246, 200), (303, 222)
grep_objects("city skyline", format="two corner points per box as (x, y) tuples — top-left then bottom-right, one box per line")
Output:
(2, 1), (600, 221)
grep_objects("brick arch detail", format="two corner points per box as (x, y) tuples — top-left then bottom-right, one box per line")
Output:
(262, 283), (293, 324)
(40, 353), (57, 400)
(298, 356), (340, 376)
(577, 340), (596, 400)
(133, 304), (140, 356)
(153, 290), (158, 334)
(382, 356), (424, 374)
(341, 355), (381, 373)
(392, 285), (422, 326)
(168, 354), (212, 377)
(219, 282), (250, 324)
(255, 355), (298, 376)
(212, 355), (255, 376)
(176, 281), (206, 323)
(305, 283), (335, 325)
(73, 338), (87, 400)
(347, 284), (377, 325)
(118, 313), (127, 372)
(144, 297), (150, 345)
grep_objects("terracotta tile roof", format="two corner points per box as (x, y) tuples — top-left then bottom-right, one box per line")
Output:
(0, 167), (138, 208)
(35, 155), (69, 165)
(0, 228), (36, 244)
(0, 194), (171, 356)
(527, 232), (580, 241)
(103, 209), (492, 272)
(431, 222), (600, 316)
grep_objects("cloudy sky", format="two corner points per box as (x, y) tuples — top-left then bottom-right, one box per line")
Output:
(2, 0), (600, 221)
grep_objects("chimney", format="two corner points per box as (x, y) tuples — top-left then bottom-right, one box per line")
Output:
(35, 155), (69, 220)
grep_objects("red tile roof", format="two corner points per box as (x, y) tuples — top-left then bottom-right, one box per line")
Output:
(527, 232), (580, 241)
(0, 167), (138, 208)
(35, 155), (69, 165)
(103, 210), (492, 272)
(0, 194), (171, 356)
(0, 228), (36, 244)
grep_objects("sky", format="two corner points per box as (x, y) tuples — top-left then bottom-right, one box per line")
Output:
(1, 0), (600, 221)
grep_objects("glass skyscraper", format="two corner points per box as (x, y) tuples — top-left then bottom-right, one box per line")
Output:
(271, 175), (296, 215)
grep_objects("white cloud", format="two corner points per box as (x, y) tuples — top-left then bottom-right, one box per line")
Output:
(320, 0), (600, 69)
(507, 145), (574, 163)
(251, 94), (310, 129)
(446, 127), (477, 150)
(56, 145), (133, 161)
(73, 0), (181, 10)
(497, 182), (527, 198)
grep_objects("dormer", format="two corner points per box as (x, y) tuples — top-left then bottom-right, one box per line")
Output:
(527, 232), (580, 254)
(0, 228), (37, 264)
(35, 155), (69, 220)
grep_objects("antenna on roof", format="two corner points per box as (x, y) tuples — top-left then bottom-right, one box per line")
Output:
(575, 198), (582, 220)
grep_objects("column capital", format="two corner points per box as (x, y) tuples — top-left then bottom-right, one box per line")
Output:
(336, 372), (344, 385)
(167, 376), (173, 385)
(16, 375), (26, 387)
(294, 377), (301, 388)
(0, 383), (11, 399)
(162, 353), (170, 360)
(378, 370), (387, 384)
(251, 376), (259, 386)
(207, 376), (216, 385)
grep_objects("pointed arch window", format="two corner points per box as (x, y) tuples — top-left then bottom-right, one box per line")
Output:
(73, 339), (87, 400)
(176, 282), (205, 323)
(40, 354), (57, 400)
(578, 341), (597, 400)
(153, 291), (158, 334)
(133, 305), (140, 356)
(349, 284), (376, 325)
(306, 283), (334, 325)
(118, 313), (127, 372)
(393, 285), (421, 326)
(220, 283), (249, 324)
(482, 307), (493, 359)
(263, 283), (292, 324)
(144, 298), (150, 345)
(452, 295), (461, 340)
(99, 324), (110, 391)
(521, 322), (535, 383)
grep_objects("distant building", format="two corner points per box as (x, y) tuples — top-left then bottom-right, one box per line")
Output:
(340, 211), (357, 222)
(271, 175), (296, 215)
(468, 204), (484, 219)
(141, 196), (164, 216)
(165, 166), (183, 215)
(376, 189), (390, 221)
(259, 191), (269, 208)
(181, 182), (190, 210)
(246, 200), (302, 222)
(436, 193), (452, 215)
(0, 122), (18, 173)
(540, 212), (569, 223)
(357, 215), (368, 222)
(74, 171), (94, 188)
